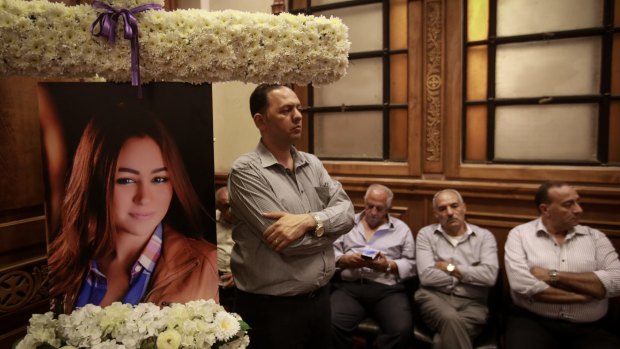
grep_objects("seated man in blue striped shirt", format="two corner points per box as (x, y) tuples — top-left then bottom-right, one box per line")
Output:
(415, 189), (499, 349)
(505, 181), (620, 349)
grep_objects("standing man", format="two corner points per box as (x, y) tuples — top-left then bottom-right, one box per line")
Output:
(504, 181), (620, 349)
(415, 189), (498, 349)
(228, 84), (355, 349)
(331, 184), (416, 349)
(215, 186), (235, 310)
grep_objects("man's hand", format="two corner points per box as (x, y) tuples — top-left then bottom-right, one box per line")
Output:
(530, 266), (551, 283)
(262, 211), (316, 252)
(219, 272), (235, 289)
(337, 253), (367, 269)
(435, 260), (449, 272)
(366, 252), (392, 272)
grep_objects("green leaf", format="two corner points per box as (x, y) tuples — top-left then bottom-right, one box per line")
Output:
(239, 320), (251, 332)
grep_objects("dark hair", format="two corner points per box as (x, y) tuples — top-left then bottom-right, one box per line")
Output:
(48, 106), (206, 312)
(534, 181), (570, 212)
(249, 84), (286, 117)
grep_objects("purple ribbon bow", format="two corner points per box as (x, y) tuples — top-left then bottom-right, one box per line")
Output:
(90, 1), (163, 97)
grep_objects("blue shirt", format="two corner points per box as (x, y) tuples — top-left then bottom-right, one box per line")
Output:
(334, 212), (416, 285)
(75, 224), (163, 307)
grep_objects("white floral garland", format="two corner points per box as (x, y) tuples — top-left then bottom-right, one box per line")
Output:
(0, 0), (350, 85)
(16, 300), (250, 349)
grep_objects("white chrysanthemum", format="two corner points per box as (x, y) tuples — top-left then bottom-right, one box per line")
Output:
(0, 0), (349, 85)
(213, 311), (240, 341)
(156, 329), (181, 349)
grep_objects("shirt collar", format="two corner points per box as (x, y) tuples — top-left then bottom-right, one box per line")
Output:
(256, 140), (308, 169)
(535, 217), (585, 238)
(355, 211), (395, 230)
(435, 222), (474, 238)
(435, 222), (476, 236)
(134, 223), (164, 275)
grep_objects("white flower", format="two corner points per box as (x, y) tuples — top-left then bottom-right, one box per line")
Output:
(156, 329), (181, 349)
(21, 300), (248, 349)
(213, 311), (241, 341)
(0, 0), (349, 85)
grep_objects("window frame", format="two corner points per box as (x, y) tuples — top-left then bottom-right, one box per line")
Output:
(446, 0), (620, 183)
(462, 0), (618, 166)
(289, 0), (420, 176)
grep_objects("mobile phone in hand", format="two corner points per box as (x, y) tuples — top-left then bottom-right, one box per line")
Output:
(361, 248), (379, 260)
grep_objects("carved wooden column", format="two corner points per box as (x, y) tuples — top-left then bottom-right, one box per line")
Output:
(422, 0), (444, 173)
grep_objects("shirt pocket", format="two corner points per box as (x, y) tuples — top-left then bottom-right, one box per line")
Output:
(314, 186), (330, 208)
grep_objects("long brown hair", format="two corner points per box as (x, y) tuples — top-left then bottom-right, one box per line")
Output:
(48, 106), (206, 310)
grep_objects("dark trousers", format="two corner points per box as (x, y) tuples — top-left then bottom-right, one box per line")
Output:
(331, 280), (412, 349)
(219, 286), (236, 312)
(234, 286), (331, 349)
(505, 305), (620, 349)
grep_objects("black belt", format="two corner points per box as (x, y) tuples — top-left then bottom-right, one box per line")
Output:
(236, 285), (328, 300)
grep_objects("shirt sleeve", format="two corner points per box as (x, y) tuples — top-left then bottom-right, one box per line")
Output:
(310, 160), (355, 238)
(457, 230), (498, 287)
(591, 229), (620, 298)
(504, 226), (550, 297)
(416, 227), (454, 287)
(333, 235), (345, 262)
(393, 225), (416, 280)
(229, 161), (352, 257)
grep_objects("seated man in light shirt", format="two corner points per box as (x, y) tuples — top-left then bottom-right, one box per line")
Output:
(331, 184), (416, 349)
(415, 189), (498, 349)
(505, 181), (620, 349)
(215, 186), (235, 311)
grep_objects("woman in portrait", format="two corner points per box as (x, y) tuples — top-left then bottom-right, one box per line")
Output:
(47, 107), (219, 314)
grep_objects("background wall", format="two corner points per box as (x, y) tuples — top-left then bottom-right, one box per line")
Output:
(210, 0), (272, 172)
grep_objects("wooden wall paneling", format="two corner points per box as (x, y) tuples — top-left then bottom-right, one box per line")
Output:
(0, 77), (45, 211)
(0, 77), (49, 347)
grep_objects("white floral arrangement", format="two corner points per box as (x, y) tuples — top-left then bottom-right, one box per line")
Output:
(0, 0), (350, 85)
(15, 300), (250, 349)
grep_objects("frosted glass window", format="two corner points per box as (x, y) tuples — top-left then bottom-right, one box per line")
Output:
(496, 37), (601, 98)
(497, 0), (604, 37)
(314, 58), (382, 106)
(314, 112), (383, 158)
(318, 3), (382, 53)
(494, 104), (598, 162)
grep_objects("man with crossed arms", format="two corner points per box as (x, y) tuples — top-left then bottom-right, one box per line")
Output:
(505, 181), (620, 349)
(415, 189), (498, 349)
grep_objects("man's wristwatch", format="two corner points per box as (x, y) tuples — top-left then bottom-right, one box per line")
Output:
(446, 263), (456, 274)
(548, 269), (558, 283)
(313, 214), (324, 238)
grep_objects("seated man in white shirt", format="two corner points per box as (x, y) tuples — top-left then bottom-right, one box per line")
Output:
(504, 181), (620, 349)
(415, 189), (498, 349)
(331, 184), (416, 349)
(215, 186), (235, 310)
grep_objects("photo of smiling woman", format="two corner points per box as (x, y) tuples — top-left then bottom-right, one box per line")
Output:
(46, 107), (219, 314)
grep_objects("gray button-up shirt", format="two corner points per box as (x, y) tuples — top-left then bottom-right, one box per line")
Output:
(505, 218), (620, 322)
(416, 223), (499, 301)
(228, 141), (354, 296)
